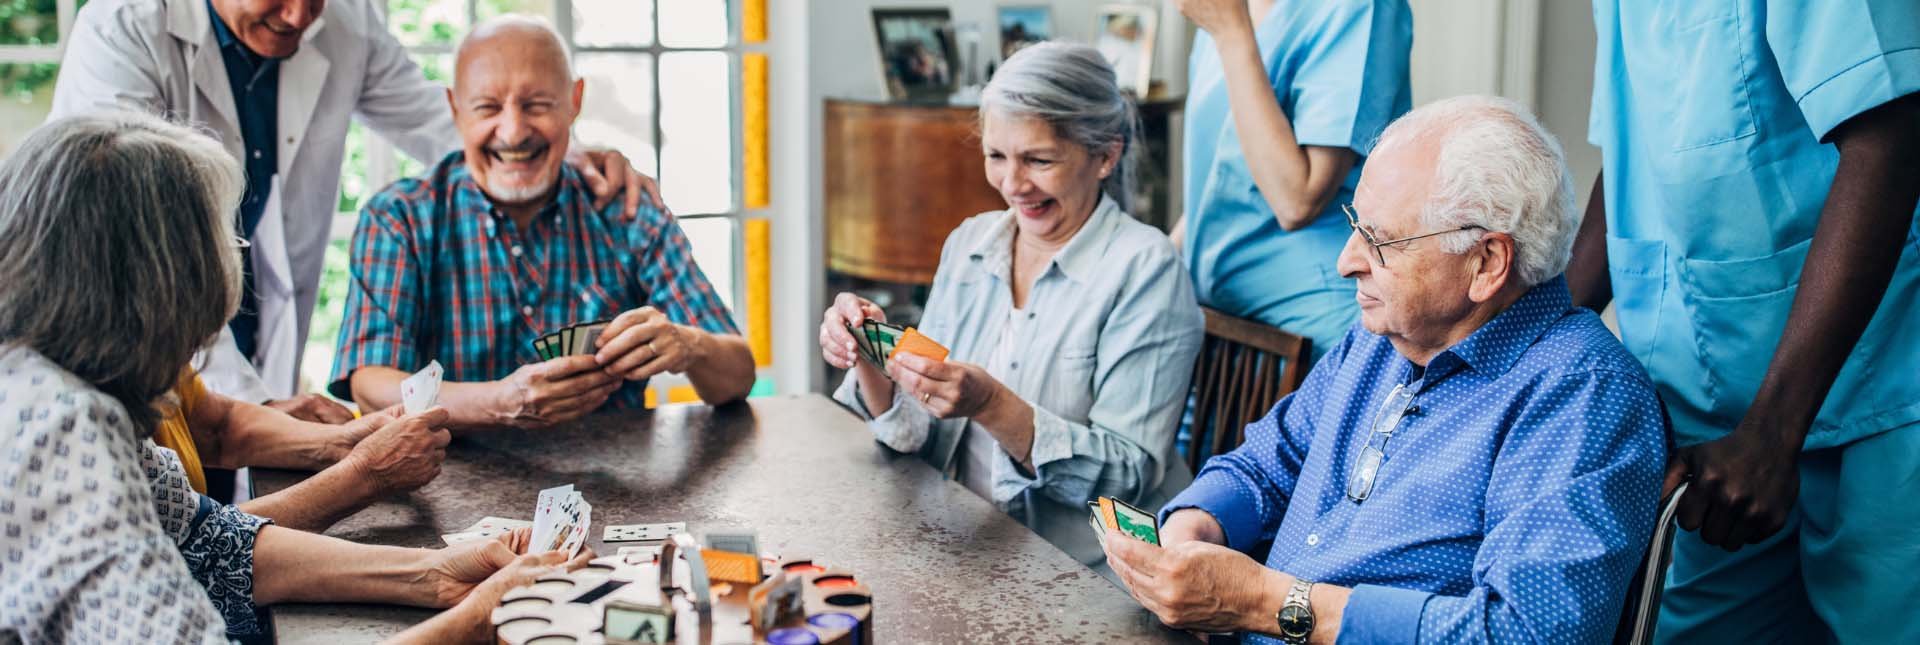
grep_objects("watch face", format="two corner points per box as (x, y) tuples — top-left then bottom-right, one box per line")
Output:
(1278, 605), (1314, 638)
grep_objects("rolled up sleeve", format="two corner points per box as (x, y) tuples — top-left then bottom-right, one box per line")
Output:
(832, 373), (935, 453)
(1766, 0), (1920, 140)
(328, 189), (427, 399)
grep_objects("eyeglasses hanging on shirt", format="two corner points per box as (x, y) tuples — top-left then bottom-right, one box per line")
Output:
(1348, 382), (1422, 503)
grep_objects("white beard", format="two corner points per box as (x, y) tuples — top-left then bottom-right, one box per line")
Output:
(486, 173), (557, 204)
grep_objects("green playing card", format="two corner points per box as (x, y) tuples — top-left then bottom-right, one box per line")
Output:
(1110, 497), (1160, 546)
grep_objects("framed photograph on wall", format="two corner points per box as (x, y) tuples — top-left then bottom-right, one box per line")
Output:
(872, 8), (959, 102)
(1093, 4), (1156, 98)
(996, 5), (1052, 61)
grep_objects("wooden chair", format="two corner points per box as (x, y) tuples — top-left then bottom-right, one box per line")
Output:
(1185, 307), (1312, 474)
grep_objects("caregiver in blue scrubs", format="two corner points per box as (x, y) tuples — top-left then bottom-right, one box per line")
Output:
(1570, 1), (1920, 642)
(1173, 0), (1410, 360)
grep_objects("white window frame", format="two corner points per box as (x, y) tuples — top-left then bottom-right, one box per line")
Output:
(0, 1), (78, 65)
(349, 0), (747, 308)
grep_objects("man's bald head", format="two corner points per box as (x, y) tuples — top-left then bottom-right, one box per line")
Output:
(455, 15), (573, 90)
(447, 15), (584, 214)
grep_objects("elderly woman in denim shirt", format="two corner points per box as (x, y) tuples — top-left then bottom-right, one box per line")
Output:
(820, 43), (1205, 569)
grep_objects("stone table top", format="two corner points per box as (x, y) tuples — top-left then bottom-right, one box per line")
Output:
(254, 394), (1185, 644)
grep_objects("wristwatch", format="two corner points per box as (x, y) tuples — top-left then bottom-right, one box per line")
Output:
(1276, 578), (1315, 644)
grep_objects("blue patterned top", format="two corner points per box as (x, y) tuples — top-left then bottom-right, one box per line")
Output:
(1163, 277), (1667, 643)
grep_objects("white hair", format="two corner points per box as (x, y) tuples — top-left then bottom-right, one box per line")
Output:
(980, 42), (1140, 212)
(1372, 95), (1576, 287)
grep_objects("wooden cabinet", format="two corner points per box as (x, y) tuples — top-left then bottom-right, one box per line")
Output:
(824, 97), (1181, 286)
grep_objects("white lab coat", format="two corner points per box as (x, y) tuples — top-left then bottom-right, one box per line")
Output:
(50, 0), (458, 401)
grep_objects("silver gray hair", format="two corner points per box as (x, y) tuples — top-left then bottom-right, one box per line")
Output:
(0, 111), (245, 431)
(1372, 95), (1576, 287)
(980, 41), (1140, 212)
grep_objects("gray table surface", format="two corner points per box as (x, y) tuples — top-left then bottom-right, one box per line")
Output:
(254, 393), (1186, 644)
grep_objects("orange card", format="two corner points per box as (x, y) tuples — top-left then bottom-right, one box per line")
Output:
(1097, 497), (1119, 531)
(702, 548), (764, 584)
(889, 327), (950, 362)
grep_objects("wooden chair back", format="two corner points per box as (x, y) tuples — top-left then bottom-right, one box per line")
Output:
(1186, 307), (1312, 474)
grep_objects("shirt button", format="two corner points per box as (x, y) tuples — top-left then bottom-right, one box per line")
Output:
(1306, 533), (1320, 546)
(580, 291), (592, 302)
(251, 149), (262, 159)
(521, 306), (534, 318)
(510, 245), (523, 257)
(1010, 361), (1020, 370)
(1027, 312), (1036, 319)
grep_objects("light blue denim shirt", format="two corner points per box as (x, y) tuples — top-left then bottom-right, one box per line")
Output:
(834, 195), (1204, 565)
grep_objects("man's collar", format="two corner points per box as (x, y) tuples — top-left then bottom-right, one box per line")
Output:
(966, 193), (1123, 284)
(206, 0), (240, 49)
(1431, 275), (1574, 378)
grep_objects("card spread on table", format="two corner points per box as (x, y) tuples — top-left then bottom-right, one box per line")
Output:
(604, 522), (687, 543)
(844, 320), (948, 374)
(400, 360), (443, 415)
(440, 515), (532, 546)
(531, 484), (591, 557)
(531, 319), (615, 361)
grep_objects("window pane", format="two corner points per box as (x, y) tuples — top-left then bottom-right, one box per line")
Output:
(477, 0), (554, 23)
(0, 2), (60, 45)
(572, 0), (653, 48)
(659, 0), (728, 48)
(388, 0), (466, 48)
(677, 216), (737, 314)
(574, 53), (657, 179)
(0, 63), (58, 158)
(394, 53), (453, 179)
(659, 52), (733, 215)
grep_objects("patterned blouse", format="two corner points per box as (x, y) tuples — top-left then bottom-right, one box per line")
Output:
(0, 347), (269, 642)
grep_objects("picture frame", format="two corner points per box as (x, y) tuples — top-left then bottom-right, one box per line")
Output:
(996, 4), (1052, 61)
(1092, 4), (1156, 98)
(871, 8), (959, 102)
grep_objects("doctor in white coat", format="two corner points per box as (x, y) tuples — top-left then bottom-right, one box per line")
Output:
(50, 0), (658, 421)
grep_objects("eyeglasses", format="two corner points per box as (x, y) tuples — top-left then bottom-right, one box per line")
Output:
(1347, 383), (1418, 503)
(1341, 203), (1483, 267)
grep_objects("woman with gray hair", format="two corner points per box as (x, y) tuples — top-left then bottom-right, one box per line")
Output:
(818, 42), (1204, 570)
(0, 112), (575, 643)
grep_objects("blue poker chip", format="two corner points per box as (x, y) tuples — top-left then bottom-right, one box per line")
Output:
(807, 612), (860, 631)
(766, 627), (821, 645)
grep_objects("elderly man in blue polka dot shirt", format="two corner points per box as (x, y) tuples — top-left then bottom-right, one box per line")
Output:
(1103, 95), (1668, 644)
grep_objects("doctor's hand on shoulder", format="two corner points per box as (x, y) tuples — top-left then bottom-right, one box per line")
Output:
(565, 147), (668, 219)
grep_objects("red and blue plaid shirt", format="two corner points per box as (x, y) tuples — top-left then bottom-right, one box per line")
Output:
(328, 151), (740, 410)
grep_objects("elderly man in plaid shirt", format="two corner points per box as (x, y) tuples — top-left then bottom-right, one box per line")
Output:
(330, 16), (755, 430)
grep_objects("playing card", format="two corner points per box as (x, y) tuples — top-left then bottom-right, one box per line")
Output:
(1087, 501), (1110, 549)
(704, 530), (758, 556)
(1100, 496), (1160, 546)
(603, 522), (688, 543)
(891, 327), (950, 362)
(572, 321), (610, 356)
(531, 484), (575, 552)
(559, 499), (591, 558)
(400, 360), (443, 414)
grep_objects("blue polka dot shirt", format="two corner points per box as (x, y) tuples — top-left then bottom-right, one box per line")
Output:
(1164, 276), (1667, 643)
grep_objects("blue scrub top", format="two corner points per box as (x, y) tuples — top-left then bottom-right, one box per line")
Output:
(1591, 0), (1920, 450)
(1181, 0), (1411, 360)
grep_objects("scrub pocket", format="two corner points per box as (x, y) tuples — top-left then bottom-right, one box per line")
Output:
(1605, 235), (1670, 367)
(1679, 237), (1811, 431)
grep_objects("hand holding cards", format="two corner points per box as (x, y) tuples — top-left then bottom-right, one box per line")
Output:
(843, 319), (950, 377)
(532, 484), (592, 558)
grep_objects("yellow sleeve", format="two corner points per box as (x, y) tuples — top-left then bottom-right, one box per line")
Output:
(151, 370), (209, 493)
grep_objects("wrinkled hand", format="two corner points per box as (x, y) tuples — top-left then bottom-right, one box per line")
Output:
(568, 147), (668, 218)
(1175, 0), (1255, 38)
(495, 356), (624, 429)
(1670, 418), (1801, 551)
(1159, 508), (1227, 548)
(889, 353), (1002, 419)
(438, 533), (593, 643)
(267, 393), (355, 424)
(817, 292), (886, 370)
(1105, 531), (1284, 633)
(595, 306), (697, 381)
(344, 407), (452, 495)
